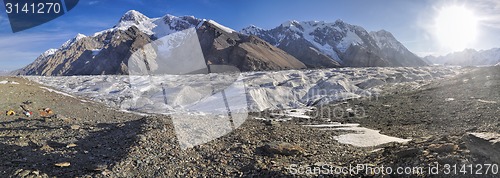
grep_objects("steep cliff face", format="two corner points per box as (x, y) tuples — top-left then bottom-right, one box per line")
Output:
(369, 30), (428, 66)
(16, 26), (152, 76)
(197, 21), (305, 71)
(342, 45), (390, 67)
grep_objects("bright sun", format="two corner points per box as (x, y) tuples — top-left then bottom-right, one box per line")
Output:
(435, 6), (478, 51)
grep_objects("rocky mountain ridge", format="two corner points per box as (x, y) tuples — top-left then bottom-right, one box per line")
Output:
(15, 10), (428, 76)
(241, 20), (428, 67)
(15, 10), (306, 76)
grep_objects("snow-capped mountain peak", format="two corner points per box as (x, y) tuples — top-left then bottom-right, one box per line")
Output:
(41, 48), (58, 57)
(119, 10), (150, 24)
(281, 20), (300, 28)
(61, 33), (86, 49)
(241, 20), (371, 60)
(241, 19), (427, 67)
(370, 30), (406, 52)
(17, 10), (310, 76)
(96, 12), (204, 38)
(152, 14), (202, 37)
(240, 25), (264, 35)
(114, 10), (156, 35)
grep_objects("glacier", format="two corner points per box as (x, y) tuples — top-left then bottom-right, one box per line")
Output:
(26, 67), (461, 115)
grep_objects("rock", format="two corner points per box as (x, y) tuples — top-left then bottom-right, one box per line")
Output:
(90, 164), (108, 171)
(40, 144), (54, 152)
(54, 162), (71, 167)
(70, 125), (81, 130)
(463, 132), (500, 164)
(198, 24), (306, 72)
(428, 143), (458, 153)
(57, 114), (70, 122)
(437, 155), (461, 164)
(346, 108), (355, 117)
(262, 142), (304, 156)
(66, 143), (77, 148)
(313, 162), (333, 168)
(101, 169), (111, 176)
(138, 134), (147, 142)
(18, 170), (31, 177)
(264, 120), (280, 126)
(396, 148), (421, 158)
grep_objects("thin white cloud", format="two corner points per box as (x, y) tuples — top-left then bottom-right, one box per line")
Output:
(0, 13), (5, 24)
(0, 32), (75, 70)
(460, 0), (500, 29)
(88, 1), (100, 5)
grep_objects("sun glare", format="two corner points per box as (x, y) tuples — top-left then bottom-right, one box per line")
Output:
(435, 6), (478, 51)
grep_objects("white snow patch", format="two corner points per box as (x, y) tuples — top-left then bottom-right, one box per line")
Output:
(305, 123), (411, 147)
(303, 123), (360, 128)
(40, 86), (77, 99)
(445, 98), (455, 101)
(477, 99), (497, 104)
(42, 49), (58, 57)
(208, 20), (235, 33)
(91, 49), (102, 56)
(333, 127), (411, 147)
(270, 108), (314, 119)
(337, 30), (363, 53)
(0, 81), (19, 84)
(254, 117), (292, 122)
(61, 33), (86, 49)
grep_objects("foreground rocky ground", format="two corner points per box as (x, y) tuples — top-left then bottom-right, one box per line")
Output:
(0, 66), (498, 177)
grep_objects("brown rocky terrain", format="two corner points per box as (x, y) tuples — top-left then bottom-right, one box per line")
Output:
(0, 66), (498, 177)
(197, 21), (306, 72)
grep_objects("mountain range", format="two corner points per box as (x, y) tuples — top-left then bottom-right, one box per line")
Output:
(241, 21), (427, 67)
(425, 48), (500, 66)
(15, 10), (428, 76)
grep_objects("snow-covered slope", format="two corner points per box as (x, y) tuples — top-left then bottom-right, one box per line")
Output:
(94, 10), (202, 39)
(425, 48), (500, 66)
(241, 20), (427, 67)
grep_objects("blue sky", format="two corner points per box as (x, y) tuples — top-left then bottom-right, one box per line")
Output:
(1, 0), (499, 71)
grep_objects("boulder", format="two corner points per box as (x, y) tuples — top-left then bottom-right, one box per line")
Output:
(463, 132), (500, 164)
(262, 142), (304, 156)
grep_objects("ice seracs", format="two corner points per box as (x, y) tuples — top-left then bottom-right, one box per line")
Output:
(26, 66), (460, 114)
